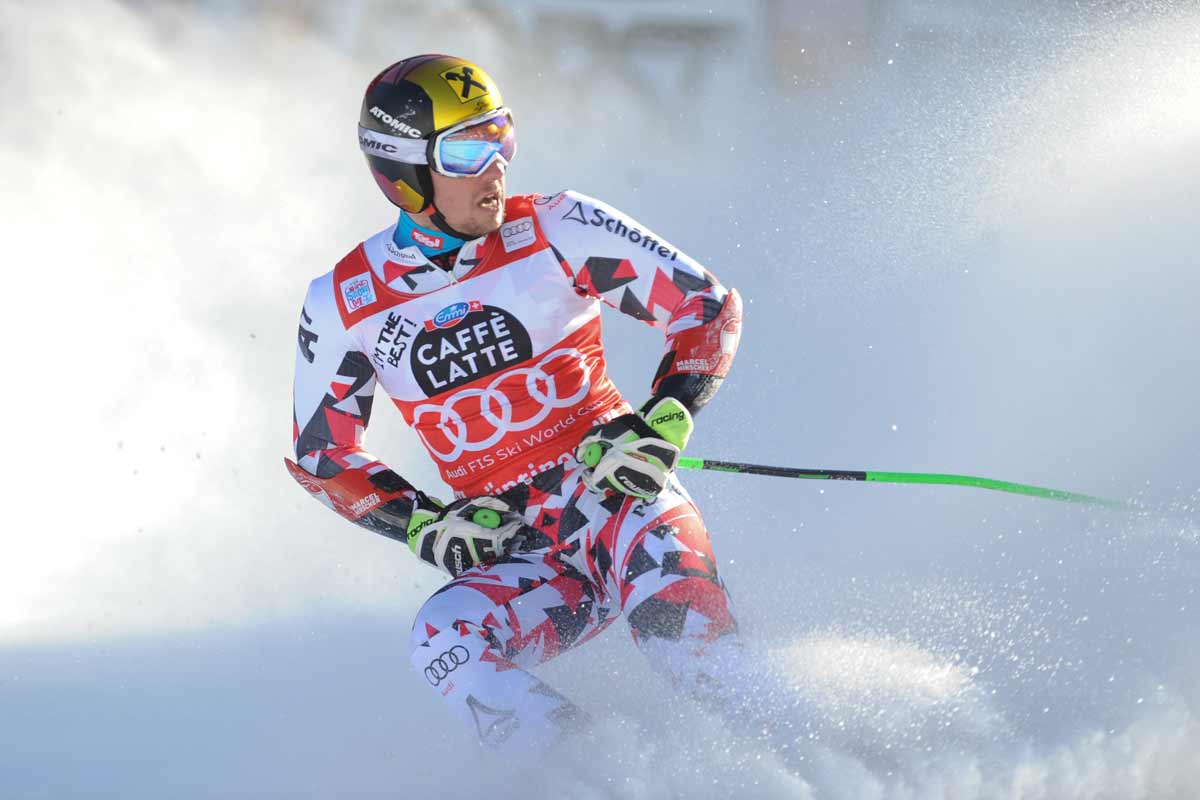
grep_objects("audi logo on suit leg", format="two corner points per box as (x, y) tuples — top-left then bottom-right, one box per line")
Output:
(424, 645), (471, 685)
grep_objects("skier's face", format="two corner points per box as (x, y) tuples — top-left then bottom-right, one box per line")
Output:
(429, 161), (506, 237)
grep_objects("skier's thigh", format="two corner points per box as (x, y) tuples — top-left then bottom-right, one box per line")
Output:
(409, 553), (600, 669)
(611, 490), (735, 644)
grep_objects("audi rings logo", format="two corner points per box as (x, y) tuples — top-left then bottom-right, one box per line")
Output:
(413, 347), (592, 462)
(500, 216), (536, 252)
(424, 645), (470, 686)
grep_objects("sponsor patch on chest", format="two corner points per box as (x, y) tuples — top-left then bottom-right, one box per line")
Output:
(411, 228), (444, 249)
(426, 300), (484, 331)
(384, 239), (425, 266)
(412, 305), (533, 395)
(340, 272), (377, 311)
(500, 216), (536, 252)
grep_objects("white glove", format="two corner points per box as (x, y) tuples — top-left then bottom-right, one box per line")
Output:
(575, 397), (694, 501)
(406, 495), (526, 577)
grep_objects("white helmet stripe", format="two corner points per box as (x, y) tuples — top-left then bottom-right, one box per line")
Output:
(357, 125), (427, 164)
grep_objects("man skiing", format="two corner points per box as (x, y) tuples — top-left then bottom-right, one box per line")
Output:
(287, 54), (746, 752)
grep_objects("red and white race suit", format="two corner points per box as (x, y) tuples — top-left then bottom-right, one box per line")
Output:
(291, 190), (741, 510)
(290, 190), (749, 754)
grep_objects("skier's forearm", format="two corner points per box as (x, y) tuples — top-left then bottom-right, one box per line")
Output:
(650, 288), (743, 415)
(648, 373), (725, 416)
(284, 454), (419, 545)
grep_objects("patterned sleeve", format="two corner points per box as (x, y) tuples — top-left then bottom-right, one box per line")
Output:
(288, 272), (419, 543)
(533, 190), (743, 413)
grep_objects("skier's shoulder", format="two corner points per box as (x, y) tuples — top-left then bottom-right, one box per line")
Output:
(300, 266), (337, 318)
(529, 188), (604, 225)
(306, 223), (392, 290)
(496, 191), (593, 252)
(301, 223), (395, 333)
(528, 188), (634, 243)
(530, 189), (680, 265)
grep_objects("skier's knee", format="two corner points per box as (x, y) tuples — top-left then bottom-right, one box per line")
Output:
(408, 585), (495, 683)
(625, 576), (736, 644)
(409, 593), (450, 655)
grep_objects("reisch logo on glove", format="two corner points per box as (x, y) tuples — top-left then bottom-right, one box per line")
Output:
(615, 472), (647, 495)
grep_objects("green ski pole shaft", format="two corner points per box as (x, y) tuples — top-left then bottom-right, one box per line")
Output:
(676, 457), (1128, 509)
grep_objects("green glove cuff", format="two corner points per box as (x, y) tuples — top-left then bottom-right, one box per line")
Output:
(639, 397), (694, 451)
(406, 494), (445, 556)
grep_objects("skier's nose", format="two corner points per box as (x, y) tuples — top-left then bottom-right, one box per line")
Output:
(480, 160), (505, 181)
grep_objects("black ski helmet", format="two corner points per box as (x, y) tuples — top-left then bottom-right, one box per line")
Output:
(359, 54), (505, 214)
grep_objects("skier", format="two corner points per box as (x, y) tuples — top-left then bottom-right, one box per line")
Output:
(286, 54), (746, 752)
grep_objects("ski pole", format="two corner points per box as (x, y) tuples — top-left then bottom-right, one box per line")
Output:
(677, 457), (1129, 509)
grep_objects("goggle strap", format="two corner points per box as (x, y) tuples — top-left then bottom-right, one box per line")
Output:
(436, 107), (512, 141)
(357, 125), (427, 165)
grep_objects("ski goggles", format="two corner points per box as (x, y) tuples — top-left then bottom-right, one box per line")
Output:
(357, 107), (516, 178)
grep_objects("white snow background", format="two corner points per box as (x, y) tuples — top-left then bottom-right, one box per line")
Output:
(1, 1), (1197, 797)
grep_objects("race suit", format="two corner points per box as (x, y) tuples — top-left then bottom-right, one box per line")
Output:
(290, 190), (745, 753)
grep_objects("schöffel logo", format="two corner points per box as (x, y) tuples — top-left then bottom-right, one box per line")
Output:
(340, 273), (377, 311)
(425, 300), (483, 331)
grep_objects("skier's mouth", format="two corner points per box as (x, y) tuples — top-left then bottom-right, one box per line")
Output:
(478, 190), (502, 210)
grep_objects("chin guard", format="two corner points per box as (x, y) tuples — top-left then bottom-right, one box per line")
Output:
(428, 201), (478, 241)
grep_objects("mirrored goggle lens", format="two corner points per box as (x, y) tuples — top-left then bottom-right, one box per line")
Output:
(437, 112), (516, 176)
